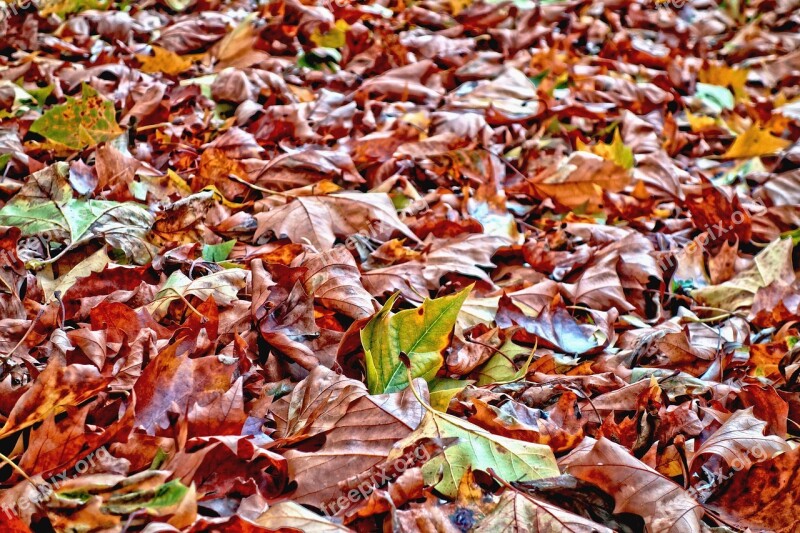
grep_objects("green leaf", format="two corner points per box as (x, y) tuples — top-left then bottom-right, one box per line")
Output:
(102, 480), (189, 514)
(165, 0), (192, 11)
(0, 154), (10, 172)
(476, 338), (535, 386)
(26, 84), (54, 106)
(39, 0), (110, 18)
(695, 83), (735, 114)
(429, 378), (472, 412)
(29, 83), (122, 150)
(388, 383), (559, 498)
(0, 163), (154, 266)
(362, 286), (472, 394)
(202, 239), (236, 262)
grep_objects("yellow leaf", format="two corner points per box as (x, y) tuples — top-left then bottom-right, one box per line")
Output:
(137, 46), (195, 76)
(39, 0), (109, 18)
(310, 19), (350, 49)
(450, 0), (473, 15)
(686, 111), (717, 132)
(202, 185), (247, 209)
(721, 123), (791, 159)
(532, 152), (631, 209)
(699, 64), (748, 102)
(578, 129), (633, 169)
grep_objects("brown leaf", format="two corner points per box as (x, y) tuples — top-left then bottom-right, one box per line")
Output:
(269, 366), (424, 505)
(562, 437), (705, 532)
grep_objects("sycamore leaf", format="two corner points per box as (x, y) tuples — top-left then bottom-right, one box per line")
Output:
(147, 269), (248, 319)
(476, 490), (614, 533)
(254, 192), (418, 251)
(428, 377), (472, 412)
(388, 380), (559, 498)
(201, 239), (236, 262)
(0, 162), (154, 265)
(721, 123), (791, 159)
(39, 0), (110, 18)
(562, 438), (704, 532)
(531, 152), (631, 209)
(362, 286), (472, 394)
(38, 247), (110, 302)
(0, 353), (109, 439)
(690, 407), (791, 475)
(29, 84), (122, 150)
(256, 502), (351, 532)
(476, 339), (534, 386)
(577, 129), (634, 169)
(137, 46), (197, 76)
(691, 238), (794, 311)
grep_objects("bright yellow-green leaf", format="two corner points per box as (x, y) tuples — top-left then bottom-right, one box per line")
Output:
(39, 0), (110, 18)
(362, 286), (472, 394)
(202, 239), (236, 262)
(577, 129), (634, 170)
(429, 378), (472, 412)
(310, 19), (350, 49)
(29, 84), (122, 150)
(721, 123), (791, 159)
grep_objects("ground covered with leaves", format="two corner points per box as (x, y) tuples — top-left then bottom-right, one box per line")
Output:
(0, 0), (799, 530)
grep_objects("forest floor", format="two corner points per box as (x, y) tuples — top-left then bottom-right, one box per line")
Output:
(0, 0), (799, 531)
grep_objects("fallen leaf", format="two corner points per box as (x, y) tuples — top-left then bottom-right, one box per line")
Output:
(362, 286), (471, 394)
(29, 84), (122, 150)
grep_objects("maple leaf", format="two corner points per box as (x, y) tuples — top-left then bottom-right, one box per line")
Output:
(361, 286), (471, 395)
(29, 84), (122, 150)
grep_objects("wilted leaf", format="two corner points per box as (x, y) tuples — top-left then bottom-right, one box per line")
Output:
(562, 438), (705, 532)
(389, 381), (559, 498)
(147, 269), (248, 319)
(255, 193), (418, 251)
(255, 501), (350, 532)
(0, 162), (153, 264)
(691, 238), (794, 311)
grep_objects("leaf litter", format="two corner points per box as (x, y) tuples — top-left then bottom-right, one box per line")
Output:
(0, 0), (799, 531)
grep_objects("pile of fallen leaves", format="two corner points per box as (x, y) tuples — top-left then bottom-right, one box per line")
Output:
(0, 0), (799, 530)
